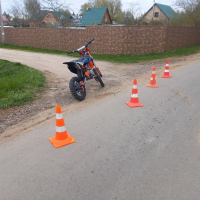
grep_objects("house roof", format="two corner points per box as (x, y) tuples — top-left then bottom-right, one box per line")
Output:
(40, 10), (68, 21)
(156, 3), (175, 18)
(80, 7), (111, 25)
(30, 10), (69, 22)
(144, 3), (175, 19)
(2, 16), (9, 22)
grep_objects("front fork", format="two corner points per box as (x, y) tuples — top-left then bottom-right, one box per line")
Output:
(89, 60), (102, 77)
(79, 60), (102, 90)
(80, 78), (87, 92)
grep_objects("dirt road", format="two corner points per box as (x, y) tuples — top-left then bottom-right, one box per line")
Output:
(0, 48), (200, 143)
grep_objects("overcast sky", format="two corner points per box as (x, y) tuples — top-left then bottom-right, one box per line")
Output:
(1, 0), (175, 15)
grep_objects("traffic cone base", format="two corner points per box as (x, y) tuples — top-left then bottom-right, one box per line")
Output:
(161, 74), (171, 78)
(126, 101), (144, 108)
(147, 83), (158, 88)
(49, 132), (75, 148)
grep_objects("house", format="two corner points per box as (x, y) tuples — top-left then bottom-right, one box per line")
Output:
(77, 7), (112, 26)
(2, 16), (9, 26)
(143, 3), (175, 22)
(30, 10), (71, 28)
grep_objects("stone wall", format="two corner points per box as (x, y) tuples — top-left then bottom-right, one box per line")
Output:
(1, 26), (200, 55)
(164, 27), (200, 51)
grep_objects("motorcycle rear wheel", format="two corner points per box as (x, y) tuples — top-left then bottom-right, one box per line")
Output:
(69, 77), (86, 101)
(93, 68), (105, 87)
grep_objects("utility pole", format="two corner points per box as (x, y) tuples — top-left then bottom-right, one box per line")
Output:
(152, 0), (155, 20)
(0, 0), (5, 45)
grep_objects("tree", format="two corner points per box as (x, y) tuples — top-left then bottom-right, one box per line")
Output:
(40, 0), (70, 12)
(24, 0), (40, 22)
(57, 9), (73, 27)
(80, 3), (90, 16)
(121, 10), (135, 25)
(8, 0), (72, 27)
(108, 0), (122, 22)
(174, 0), (200, 11)
(173, 0), (200, 26)
(121, 1), (141, 25)
(80, 0), (123, 22)
(127, 0), (141, 18)
(192, 2), (200, 26)
(9, 0), (29, 27)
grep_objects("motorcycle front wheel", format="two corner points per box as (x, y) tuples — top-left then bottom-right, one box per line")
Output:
(93, 68), (105, 87)
(69, 77), (86, 101)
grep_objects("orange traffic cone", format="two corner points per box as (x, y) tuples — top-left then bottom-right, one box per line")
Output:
(126, 79), (143, 108)
(161, 60), (171, 78)
(49, 105), (75, 148)
(147, 66), (158, 88)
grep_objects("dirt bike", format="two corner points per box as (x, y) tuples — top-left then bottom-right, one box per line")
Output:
(63, 39), (104, 101)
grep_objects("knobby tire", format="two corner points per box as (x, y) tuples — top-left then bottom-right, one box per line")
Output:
(69, 77), (86, 101)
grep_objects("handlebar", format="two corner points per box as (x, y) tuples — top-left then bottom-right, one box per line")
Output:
(67, 39), (95, 55)
(85, 39), (95, 47)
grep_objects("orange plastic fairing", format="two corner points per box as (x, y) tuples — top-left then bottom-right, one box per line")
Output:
(88, 61), (94, 69)
(86, 48), (91, 54)
(85, 71), (90, 78)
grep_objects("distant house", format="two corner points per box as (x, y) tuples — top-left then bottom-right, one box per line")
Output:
(30, 10), (71, 28)
(77, 7), (112, 26)
(2, 16), (9, 26)
(143, 3), (175, 22)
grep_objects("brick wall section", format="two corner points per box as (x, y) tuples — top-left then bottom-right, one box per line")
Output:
(1, 26), (200, 55)
(164, 27), (200, 51)
(124, 26), (166, 54)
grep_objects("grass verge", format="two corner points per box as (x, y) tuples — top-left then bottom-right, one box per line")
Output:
(0, 43), (200, 64)
(0, 59), (45, 109)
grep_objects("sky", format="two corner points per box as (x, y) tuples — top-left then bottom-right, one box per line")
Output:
(1, 0), (175, 15)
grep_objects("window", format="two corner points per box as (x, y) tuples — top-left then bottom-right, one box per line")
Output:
(105, 16), (107, 21)
(154, 12), (159, 17)
(47, 14), (51, 19)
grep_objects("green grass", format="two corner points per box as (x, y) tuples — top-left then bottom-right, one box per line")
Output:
(0, 59), (45, 109)
(0, 43), (200, 64)
(68, 45), (200, 64)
